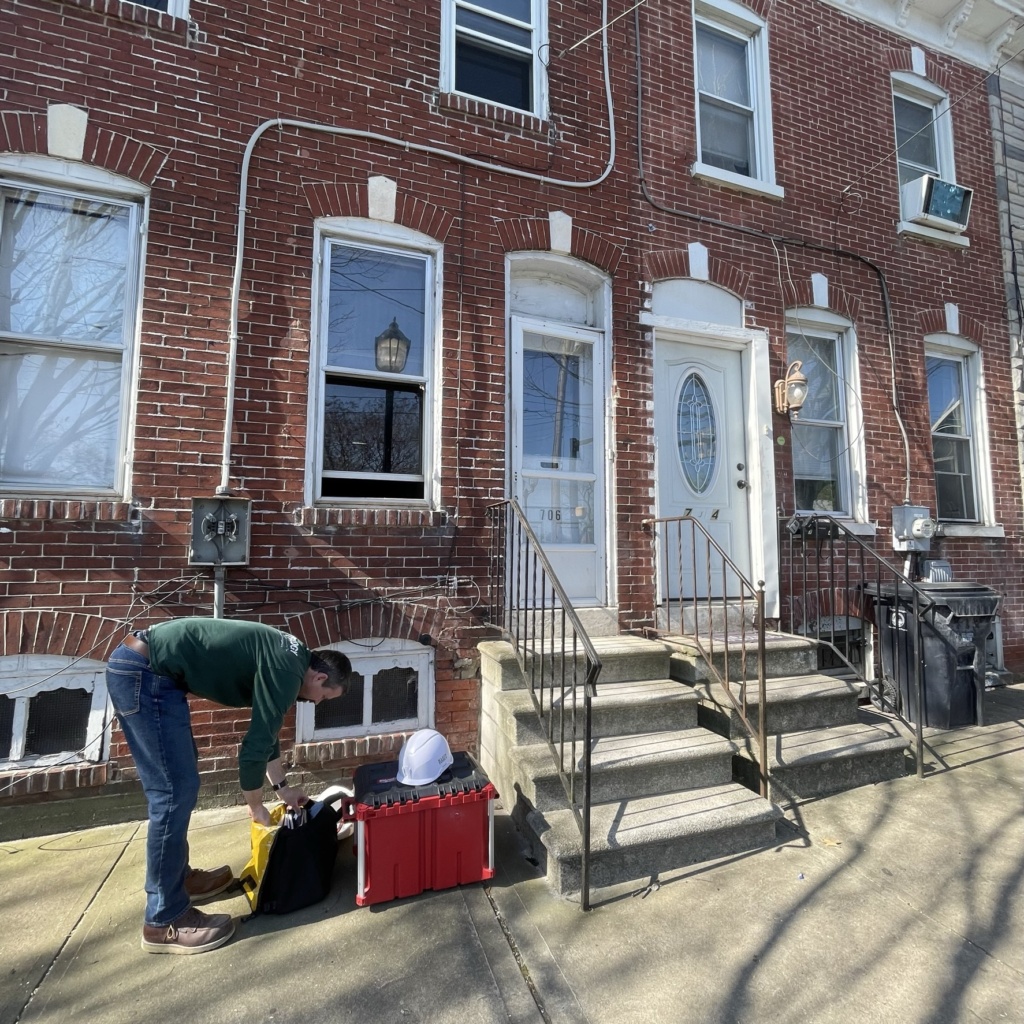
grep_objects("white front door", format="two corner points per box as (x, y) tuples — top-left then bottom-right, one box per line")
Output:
(654, 337), (751, 599)
(510, 316), (606, 605)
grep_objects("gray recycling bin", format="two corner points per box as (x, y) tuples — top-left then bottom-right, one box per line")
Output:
(866, 582), (1001, 728)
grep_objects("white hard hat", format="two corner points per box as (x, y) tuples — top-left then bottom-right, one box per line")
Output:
(397, 729), (454, 786)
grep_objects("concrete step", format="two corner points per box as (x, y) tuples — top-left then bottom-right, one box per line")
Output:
(483, 678), (701, 748)
(507, 728), (737, 811)
(668, 632), (819, 684)
(525, 634), (672, 686)
(692, 673), (862, 736)
(733, 718), (910, 802)
(523, 783), (783, 895)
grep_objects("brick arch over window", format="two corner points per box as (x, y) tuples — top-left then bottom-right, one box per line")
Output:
(301, 180), (455, 242)
(0, 610), (128, 662)
(284, 602), (449, 652)
(0, 112), (167, 187)
(885, 48), (954, 93)
(917, 309), (987, 345)
(494, 217), (624, 275)
(643, 248), (751, 300)
(783, 280), (861, 323)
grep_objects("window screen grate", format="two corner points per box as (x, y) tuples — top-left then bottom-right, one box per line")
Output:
(371, 667), (419, 724)
(314, 673), (365, 730)
(25, 688), (91, 756)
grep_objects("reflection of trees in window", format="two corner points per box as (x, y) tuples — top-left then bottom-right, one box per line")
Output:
(323, 381), (422, 475)
(927, 355), (976, 521)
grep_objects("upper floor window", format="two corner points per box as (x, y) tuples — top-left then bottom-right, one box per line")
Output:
(0, 182), (141, 496)
(925, 335), (991, 523)
(442, 0), (546, 116)
(311, 227), (439, 504)
(131, 0), (188, 16)
(786, 312), (865, 521)
(892, 73), (970, 239)
(693, 0), (779, 197)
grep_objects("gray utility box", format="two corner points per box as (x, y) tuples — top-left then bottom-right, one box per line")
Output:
(866, 582), (1001, 728)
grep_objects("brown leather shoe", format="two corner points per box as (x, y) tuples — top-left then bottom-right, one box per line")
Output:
(184, 864), (234, 903)
(141, 907), (235, 955)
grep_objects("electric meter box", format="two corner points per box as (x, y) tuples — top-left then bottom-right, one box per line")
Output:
(892, 505), (936, 553)
(188, 497), (252, 565)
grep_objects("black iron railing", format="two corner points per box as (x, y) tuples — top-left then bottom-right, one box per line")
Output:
(780, 513), (936, 777)
(642, 515), (769, 798)
(486, 499), (602, 911)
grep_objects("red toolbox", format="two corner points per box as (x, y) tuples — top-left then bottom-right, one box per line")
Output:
(350, 751), (498, 907)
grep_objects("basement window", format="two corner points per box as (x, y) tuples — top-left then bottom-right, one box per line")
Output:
(0, 656), (109, 768)
(294, 639), (434, 742)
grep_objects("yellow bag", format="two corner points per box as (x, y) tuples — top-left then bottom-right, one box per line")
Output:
(238, 803), (287, 912)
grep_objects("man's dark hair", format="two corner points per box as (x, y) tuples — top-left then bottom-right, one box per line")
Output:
(309, 649), (352, 694)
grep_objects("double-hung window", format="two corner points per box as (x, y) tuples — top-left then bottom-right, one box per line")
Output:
(313, 232), (437, 504)
(892, 73), (969, 237)
(786, 319), (864, 519)
(693, 0), (779, 196)
(442, 0), (545, 116)
(0, 183), (140, 495)
(926, 344), (982, 522)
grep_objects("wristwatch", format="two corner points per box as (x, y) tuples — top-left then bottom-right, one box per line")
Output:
(272, 778), (287, 791)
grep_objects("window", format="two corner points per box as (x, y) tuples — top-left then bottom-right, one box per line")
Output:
(926, 346), (980, 522)
(892, 73), (964, 237)
(785, 315), (865, 520)
(0, 183), (140, 495)
(295, 640), (434, 742)
(442, 0), (545, 116)
(129, 0), (189, 16)
(693, 0), (778, 196)
(0, 656), (109, 769)
(313, 231), (438, 504)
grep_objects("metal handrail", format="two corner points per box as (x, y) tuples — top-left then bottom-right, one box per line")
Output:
(485, 499), (602, 911)
(642, 515), (769, 799)
(779, 513), (941, 778)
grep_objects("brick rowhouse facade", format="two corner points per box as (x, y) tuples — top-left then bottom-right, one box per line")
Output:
(1, 0), (1022, 817)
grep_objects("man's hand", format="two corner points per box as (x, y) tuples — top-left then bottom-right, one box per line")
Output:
(277, 784), (308, 811)
(248, 802), (272, 826)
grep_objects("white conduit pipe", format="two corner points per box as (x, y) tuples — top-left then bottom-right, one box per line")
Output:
(217, 0), (615, 495)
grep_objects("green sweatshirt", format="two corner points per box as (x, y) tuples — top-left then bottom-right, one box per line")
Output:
(147, 617), (311, 791)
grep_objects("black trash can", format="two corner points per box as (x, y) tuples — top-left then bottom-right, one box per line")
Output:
(866, 582), (1001, 728)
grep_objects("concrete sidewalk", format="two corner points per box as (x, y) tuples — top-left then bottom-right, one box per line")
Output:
(3, 685), (1023, 1024)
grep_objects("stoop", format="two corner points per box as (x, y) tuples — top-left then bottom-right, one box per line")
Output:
(478, 636), (784, 899)
(666, 632), (909, 803)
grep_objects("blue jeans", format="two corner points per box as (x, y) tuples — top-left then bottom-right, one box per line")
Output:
(106, 643), (199, 927)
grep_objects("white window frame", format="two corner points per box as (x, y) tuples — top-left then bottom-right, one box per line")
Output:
(892, 73), (968, 246)
(135, 0), (189, 16)
(0, 159), (146, 499)
(786, 309), (867, 526)
(307, 219), (442, 509)
(924, 333), (996, 529)
(692, 0), (781, 199)
(0, 655), (109, 769)
(294, 640), (435, 742)
(440, 0), (548, 118)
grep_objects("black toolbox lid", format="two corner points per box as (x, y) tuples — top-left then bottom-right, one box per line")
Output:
(353, 751), (493, 809)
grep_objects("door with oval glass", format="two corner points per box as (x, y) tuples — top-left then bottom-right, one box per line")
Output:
(654, 338), (751, 599)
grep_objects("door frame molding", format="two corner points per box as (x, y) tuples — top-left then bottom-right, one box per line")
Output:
(645, 314), (779, 617)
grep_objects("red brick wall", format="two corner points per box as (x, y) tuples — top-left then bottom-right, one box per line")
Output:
(1, 0), (1021, 805)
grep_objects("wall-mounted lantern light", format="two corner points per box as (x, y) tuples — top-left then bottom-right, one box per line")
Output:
(773, 360), (809, 418)
(374, 318), (411, 373)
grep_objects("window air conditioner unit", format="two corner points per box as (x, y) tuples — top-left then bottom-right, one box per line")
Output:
(901, 174), (973, 233)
